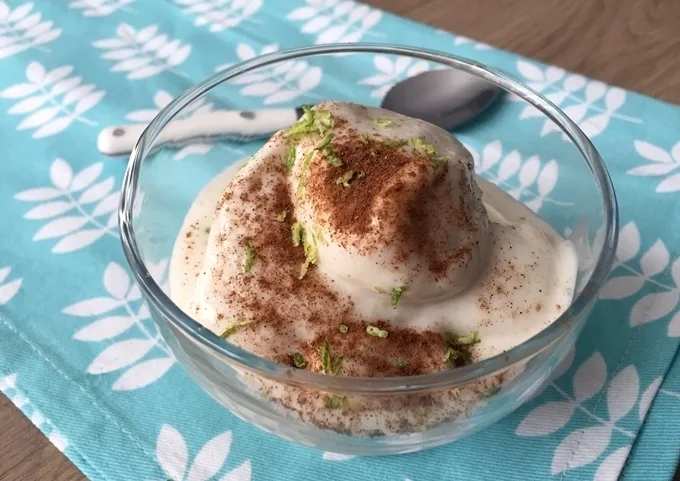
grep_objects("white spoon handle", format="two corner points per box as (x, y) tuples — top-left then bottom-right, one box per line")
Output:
(97, 108), (301, 156)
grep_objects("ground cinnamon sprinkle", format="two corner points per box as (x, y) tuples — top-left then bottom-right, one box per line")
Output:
(306, 130), (429, 243)
(202, 110), (483, 376)
(301, 119), (482, 278)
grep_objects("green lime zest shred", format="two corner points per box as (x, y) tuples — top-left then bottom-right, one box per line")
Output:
(276, 210), (287, 222)
(444, 347), (471, 366)
(296, 177), (307, 198)
(320, 338), (343, 375)
(316, 132), (334, 150)
(335, 170), (366, 188)
(301, 150), (315, 171)
(335, 170), (354, 188)
(381, 138), (408, 148)
(407, 137), (436, 156)
(339, 324), (349, 334)
(484, 386), (501, 398)
(395, 358), (408, 367)
(292, 352), (306, 368)
(243, 239), (256, 273)
(220, 318), (252, 339)
(452, 331), (481, 346)
(374, 117), (396, 127)
(374, 286), (386, 294)
(285, 144), (296, 173)
(291, 222), (303, 247)
(285, 106), (334, 138)
(406, 137), (448, 168)
(323, 148), (343, 167)
(366, 325), (388, 338)
(390, 285), (406, 309)
(324, 395), (348, 409)
(299, 227), (319, 280)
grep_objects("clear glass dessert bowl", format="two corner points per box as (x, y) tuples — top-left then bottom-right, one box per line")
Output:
(119, 44), (618, 455)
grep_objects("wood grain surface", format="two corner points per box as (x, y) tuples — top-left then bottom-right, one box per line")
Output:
(2, 1), (679, 480)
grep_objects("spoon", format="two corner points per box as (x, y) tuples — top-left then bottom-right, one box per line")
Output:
(97, 69), (502, 156)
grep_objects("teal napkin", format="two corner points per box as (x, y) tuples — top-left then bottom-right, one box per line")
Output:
(1, 1), (679, 480)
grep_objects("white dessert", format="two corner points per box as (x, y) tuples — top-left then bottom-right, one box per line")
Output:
(169, 102), (577, 434)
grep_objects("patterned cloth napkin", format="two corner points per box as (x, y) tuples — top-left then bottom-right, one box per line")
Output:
(1, 1), (679, 480)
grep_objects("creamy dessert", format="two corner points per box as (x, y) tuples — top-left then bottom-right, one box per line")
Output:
(170, 101), (577, 434)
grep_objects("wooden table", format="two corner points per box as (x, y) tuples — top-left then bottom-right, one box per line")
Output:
(1, 1), (679, 480)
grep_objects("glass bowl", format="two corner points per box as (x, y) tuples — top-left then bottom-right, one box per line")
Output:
(119, 44), (618, 455)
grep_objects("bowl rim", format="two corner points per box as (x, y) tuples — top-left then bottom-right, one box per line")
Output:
(119, 43), (619, 394)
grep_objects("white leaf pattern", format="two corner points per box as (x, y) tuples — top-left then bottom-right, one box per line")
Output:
(16, 158), (117, 252)
(496, 151), (521, 183)
(113, 357), (175, 391)
(63, 297), (123, 316)
(71, 163), (103, 191)
(33, 216), (88, 240)
(1, 63), (104, 138)
(87, 339), (156, 374)
(479, 140), (501, 173)
(657, 173), (680, 193)
(634, 140), (673, 163)
(287, 0), (382, 44)
(24, 201), (73, 220)
(468, 140), (568, 213)
(640, 240), (669, 277)
(103, 262), (130, 299)
(357, 55), (436, 98)
(630, 291), (680, 327)
(573, 352), (606, 402)
(599, 276), (645, 300)
(186, 431), (232, 481)
(0, 267), (22, 305)
(606, 366), (639, 422)
(628, 141), (680, 192)
(52, 228), (107, 253)
(92, 193), (119, 217)
(74, 316), (136, 341)
(215, 44), (322, 106)
(594, 446), (631, 481)
(157, 425), (189, 481)
(616, 222), (641, 263)
(639, 377), (662, 421)
(515, 402), (575, 437)
(175, 0), (261, 32)
(155, 425), (251, 481)
(551, 425), (612, 474)
(449, 33), (492, 50)
(0, 2), (61, 59)
(93, 23), (192, 79)
(69, 0), (135, 18)
(51, 158), (73, 189)
(514, 60), (640, 140)
(670, 310), (680, 337)
(219, 461), (252, 481)
(63, 262), (174, 390)
(14, 187), (62, 201)
(322, 452), (356, 461)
